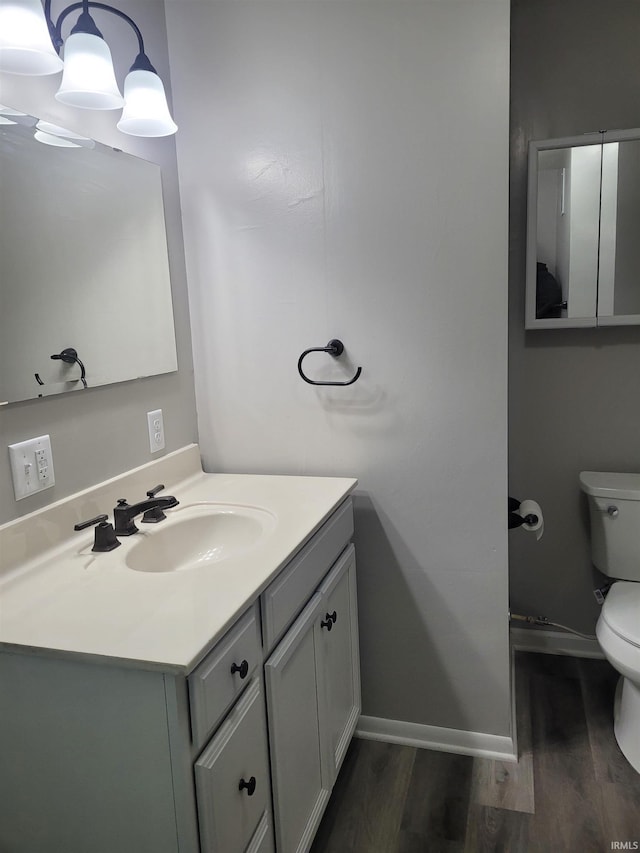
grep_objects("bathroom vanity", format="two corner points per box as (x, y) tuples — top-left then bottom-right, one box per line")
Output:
(0, 446), (360, 853)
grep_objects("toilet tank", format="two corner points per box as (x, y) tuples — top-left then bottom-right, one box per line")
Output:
(580, 471), (640, 581)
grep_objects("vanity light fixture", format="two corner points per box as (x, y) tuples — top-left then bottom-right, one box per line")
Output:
(0, 0), (177, 137)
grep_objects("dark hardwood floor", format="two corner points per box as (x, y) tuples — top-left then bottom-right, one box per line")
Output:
(311, 652), (640, 852)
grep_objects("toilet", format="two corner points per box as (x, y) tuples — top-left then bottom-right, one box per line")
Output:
(580, 471), (640, 774)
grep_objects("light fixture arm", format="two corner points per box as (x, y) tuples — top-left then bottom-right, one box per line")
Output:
(43, 0), (153, 71)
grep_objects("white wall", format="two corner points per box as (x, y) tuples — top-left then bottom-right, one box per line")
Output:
(167, 0), (511, 738)
(598, 143), (619, 317)
(557, 153), (572, 301)
(0, 0), (197, 522)
(567, 146), (600, 319)
(536, 169), (559, 274)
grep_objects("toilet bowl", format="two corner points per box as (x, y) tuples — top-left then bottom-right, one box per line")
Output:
(580, 471), (640, 774)
(596, 582), (640, 771)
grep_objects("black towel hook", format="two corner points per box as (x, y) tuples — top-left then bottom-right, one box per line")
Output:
(297, 339), (362, 387)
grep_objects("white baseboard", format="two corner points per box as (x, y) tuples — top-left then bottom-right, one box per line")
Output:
(355, 630), (603, 765)
(355, 715), (516, 763)
(510, 626), (604, 659)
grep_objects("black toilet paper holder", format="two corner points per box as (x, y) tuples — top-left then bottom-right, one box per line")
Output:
(508, 496), (539, 530)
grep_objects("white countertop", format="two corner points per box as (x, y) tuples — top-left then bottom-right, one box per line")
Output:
(0, 446), (356, 673)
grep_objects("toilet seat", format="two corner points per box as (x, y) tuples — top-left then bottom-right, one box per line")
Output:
(602, 582), (640, 648)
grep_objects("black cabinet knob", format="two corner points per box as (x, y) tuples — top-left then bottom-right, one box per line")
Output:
(239, 776), (256, 796)
(321, 611), (338, 631)
(230, 659), (249, 679)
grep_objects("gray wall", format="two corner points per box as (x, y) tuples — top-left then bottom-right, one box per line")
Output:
(0, 0), (197, 523)
(167, 0), (512, 739)
(509, 0), (640, 633)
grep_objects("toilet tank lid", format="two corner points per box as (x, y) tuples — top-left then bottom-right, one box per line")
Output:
(579, 471), (640, 500)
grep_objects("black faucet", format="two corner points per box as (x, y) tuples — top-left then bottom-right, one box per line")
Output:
(74, 514), (121, 552)
(114, 494), (179, 536)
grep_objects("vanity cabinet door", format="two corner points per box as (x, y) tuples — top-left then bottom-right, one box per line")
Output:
(316, 545), (361, 783)
(246, 813), (276, 853)
(264, 593), (331, 853)
(194, 678), (273, 853)
(264, 545), (361, 853)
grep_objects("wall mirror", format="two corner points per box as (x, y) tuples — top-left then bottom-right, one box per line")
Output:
(526, 128), (640, 329)
(0, 118), (178, 404)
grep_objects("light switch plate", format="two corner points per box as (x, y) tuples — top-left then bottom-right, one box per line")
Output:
(8, 434), (55, 500)
(147, 409), (165, 453)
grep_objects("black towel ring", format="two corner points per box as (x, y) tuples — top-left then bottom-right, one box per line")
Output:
(35, 347), (88, 389)
(297, 339), (362, 387)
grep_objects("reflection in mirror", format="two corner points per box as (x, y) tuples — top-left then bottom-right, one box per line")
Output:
(599, 139), (640, 318)
(526, 128), (640, 329)
(0, 118), (178, 404)
(535, 146), (600, 321)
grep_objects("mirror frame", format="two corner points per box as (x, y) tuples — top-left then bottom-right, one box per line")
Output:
(526, 127), (640, 330)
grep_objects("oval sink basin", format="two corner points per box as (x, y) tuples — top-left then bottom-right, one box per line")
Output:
(124, 504), (276, 573)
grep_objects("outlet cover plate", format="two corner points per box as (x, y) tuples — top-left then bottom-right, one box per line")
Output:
(8, 434), (55, 500)
(147, 409), (165, 453)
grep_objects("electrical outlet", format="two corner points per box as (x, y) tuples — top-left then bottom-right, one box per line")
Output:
(147, 409), (165, 453)
(8, 434), (55, 500)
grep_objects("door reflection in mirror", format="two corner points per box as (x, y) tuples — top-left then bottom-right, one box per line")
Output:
(527, 129), (640, 329)
(599, 140), (640, 318)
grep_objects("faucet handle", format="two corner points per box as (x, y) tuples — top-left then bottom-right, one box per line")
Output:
(74, 514), (108, 530)
(146, 484), (165, 498)
(74, 515), (121, 553)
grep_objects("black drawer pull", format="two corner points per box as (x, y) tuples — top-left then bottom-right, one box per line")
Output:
(230, 659), (249, 679)
(328, 610), (337, 624)
(239, 776), (256, 796)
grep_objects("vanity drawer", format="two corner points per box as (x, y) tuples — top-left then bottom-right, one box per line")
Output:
(194, 678), (271, 853)
(189, 604), (261, 748)
(261, 498), (353, 654)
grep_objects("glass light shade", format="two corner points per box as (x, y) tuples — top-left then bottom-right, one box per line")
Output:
(55, 32), (124, 110)
(34, 129), (81, 147)
(36, 120), (89, 139)
(117, 69), (177, 137)
(35, 119), (94, 148)
(0, 103), (28, 116)
(0, 0), (63, 75)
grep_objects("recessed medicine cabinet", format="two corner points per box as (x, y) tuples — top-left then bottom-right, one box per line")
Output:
(525, 128), (640, 330)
